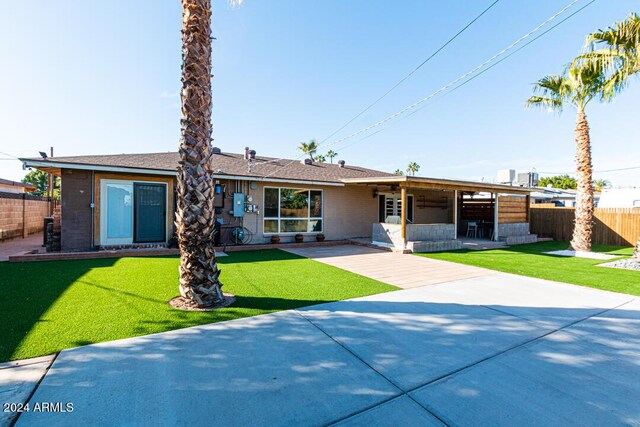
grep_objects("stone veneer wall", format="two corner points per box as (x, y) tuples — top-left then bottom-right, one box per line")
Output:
(497, 222), (530, 237)
(497, 222), (537, 245)
(373, 223), (457, 249)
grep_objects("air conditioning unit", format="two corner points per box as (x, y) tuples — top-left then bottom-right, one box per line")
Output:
(517, 172), (540, 187)
(496, 169), (515, 185)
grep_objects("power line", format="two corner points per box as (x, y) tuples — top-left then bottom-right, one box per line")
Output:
(319, 0), (583, 152)
(254, 1), (501, 171)
(318, 0), (501, 145)
(372, 0), (597, 126)
(540, 166), (640, 174)
(257, 0), (584, 180)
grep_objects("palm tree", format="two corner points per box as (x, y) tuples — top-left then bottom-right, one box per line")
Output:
(393, 169), (404, 176)
(174, 0), (243, 308)
(592, 179), (610, 191)
(526, 65), (609, 252)
(581, 13), (640, 99)
(315, 154), (326, 163)
(326, 150), (338, 164)
(298, 139), (319, 160)
(582, 13), (639, 259)
(406, 162), (420, 176)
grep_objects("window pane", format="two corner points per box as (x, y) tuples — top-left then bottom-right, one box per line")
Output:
(264, 188), (279, 218)
(308, 219), (322, 232)
(280, 188), (308, 218)
(106, 183), (133, 239)
(310, 190), (322, 217)
(264, 219), (278, 233)
(281, 219), (308, 233)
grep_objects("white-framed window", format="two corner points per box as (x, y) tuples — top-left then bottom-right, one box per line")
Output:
(263, 187), (323, 234)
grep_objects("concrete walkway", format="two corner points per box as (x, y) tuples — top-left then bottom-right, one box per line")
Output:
(0, 232), (43, 261)
(284, 245), (491, 288)
(13, 268), (639, 426)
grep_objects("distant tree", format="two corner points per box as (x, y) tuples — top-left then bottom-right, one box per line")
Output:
(592, 179), (611, 191)
(326, 150), (338, 164)
(537, 175), (578, 190)
(298, 139), (319, 160)
(315, 154), (326, 163)
(393, 169), (404, 176)
(22, 170), (60, 198)
(406, 162), (420, 176)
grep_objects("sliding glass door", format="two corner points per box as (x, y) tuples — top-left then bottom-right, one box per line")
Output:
(100, 180), (167, 246)
(103, 182), (134, 245)
(134, 183), (166, 243)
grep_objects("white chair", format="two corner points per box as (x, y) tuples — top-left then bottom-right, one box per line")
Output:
(466, 221), (478, 238)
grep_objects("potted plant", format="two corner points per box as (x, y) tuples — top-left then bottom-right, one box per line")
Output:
(270, 235), (280, 244)
(294, 234), (304, 243)
(316, 233), (325, 242)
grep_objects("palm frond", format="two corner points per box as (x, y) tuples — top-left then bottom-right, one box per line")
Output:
(525, 95), (564, 112)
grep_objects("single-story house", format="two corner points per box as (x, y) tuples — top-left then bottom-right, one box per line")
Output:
(21, 148), (535, 252)
(0, 178), (35, 194)
(530, 186), (601, 207)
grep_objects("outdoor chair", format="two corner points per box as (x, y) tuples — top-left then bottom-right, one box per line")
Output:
(466, 221), (478, 238)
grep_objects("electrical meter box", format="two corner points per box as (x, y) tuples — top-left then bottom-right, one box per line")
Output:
(233, 193), (245, 217)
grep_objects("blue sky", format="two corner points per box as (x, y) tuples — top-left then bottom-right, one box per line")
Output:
(0, 0), (638, 186)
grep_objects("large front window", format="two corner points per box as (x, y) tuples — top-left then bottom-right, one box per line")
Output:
(264, 187), (323, 234)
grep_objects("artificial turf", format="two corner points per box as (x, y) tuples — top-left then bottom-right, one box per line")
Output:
(0, 249), (397, 362)
(417, 241), (639, 296)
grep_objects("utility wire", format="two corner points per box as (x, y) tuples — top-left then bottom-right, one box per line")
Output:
(252, 1), (500, 171)
(376, 0), (597, 125)
(319, 0), (501, 145)
(257, 0), (583, 180)
(318, 0), (583, 153)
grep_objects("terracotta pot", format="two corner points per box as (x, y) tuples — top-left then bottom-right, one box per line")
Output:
(294, 234), (304, 243)
(316, 233), (325, 242)
(270, 235), (280, 244)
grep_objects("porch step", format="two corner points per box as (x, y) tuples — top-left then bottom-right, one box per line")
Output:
(408, 240), (463, 253)
(502, 234), (538, 245)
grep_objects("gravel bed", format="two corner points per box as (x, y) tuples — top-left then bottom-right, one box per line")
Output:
(598, 259), (640, 271)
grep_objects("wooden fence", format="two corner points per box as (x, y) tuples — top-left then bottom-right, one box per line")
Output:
(530, 206), (640, 246)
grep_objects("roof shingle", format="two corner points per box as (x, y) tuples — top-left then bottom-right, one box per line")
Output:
(22, 151), (394, 184)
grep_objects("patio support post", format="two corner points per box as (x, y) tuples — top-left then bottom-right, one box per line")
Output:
(525, 194), (531, 223)
(453, 190), (458, 239)
(400, 185), (407, 248)
(493, 193), (499, 241)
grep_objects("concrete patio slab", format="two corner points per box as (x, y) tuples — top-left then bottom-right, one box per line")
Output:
(0, 232), (43, 262)
(284, 245), (490, 289)
(17, 311), (399, 426)
(333, 395), (444, 426)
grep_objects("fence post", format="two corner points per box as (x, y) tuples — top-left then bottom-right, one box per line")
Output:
(22, 193), (26, 238)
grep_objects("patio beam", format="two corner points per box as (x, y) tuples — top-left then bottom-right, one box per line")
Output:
(493, 193), (499, 241)
(453, 190), (458, 239)
(401, 185), (407, 247)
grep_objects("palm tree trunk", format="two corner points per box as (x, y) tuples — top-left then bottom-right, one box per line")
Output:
(569, 107), (594, 252)
(634, 236), (640, 261)
(176, 0), (224, 307)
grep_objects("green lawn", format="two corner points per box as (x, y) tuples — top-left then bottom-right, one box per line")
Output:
(418, 241), (639, 296)
(0, 249), (396, 362)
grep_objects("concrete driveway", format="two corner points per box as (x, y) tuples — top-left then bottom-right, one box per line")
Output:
(10, 251), (640, 426)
